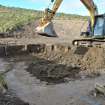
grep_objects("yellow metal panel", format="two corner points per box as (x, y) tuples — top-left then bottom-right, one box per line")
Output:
(80, 0), (96, 31)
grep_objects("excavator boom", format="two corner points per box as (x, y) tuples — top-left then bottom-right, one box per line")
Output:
(36, 0), (63, 37)
(80, 0), (98, 32)
(48, 0), (63, 21)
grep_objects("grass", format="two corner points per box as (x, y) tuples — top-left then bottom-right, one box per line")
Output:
(55, 12), (88, 20)
(0, 5), (87, 33)
(0, 73), (7, 93)
(0, 5), (42, 32)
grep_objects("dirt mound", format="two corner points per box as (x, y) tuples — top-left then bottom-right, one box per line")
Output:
(26, 57), (80, 83)
(82, 47), (105, 70)
(39, 45), (105, 71)
(25, 45), (105, 83)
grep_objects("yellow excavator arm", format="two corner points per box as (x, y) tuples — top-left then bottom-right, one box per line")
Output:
(36, 0), (98, 37)
(36, 0), (63, 36)
(80, 0), (98, 31)
(39, 0), (63, 26)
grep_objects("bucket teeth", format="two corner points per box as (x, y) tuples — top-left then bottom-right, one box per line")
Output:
(36, 22), (57, 37)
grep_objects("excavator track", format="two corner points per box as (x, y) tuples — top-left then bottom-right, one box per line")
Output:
(72, 38), (105, 47)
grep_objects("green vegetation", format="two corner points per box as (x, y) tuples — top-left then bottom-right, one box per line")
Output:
(0, 5), (42, 32)
(0, 5), (87, 33)
(0, 73), (7, 93)
(55, 12), (88, 20)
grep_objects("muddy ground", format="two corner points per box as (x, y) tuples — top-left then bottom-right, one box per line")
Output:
(0, 92), (29, 105)
(1, 55), (105, 105)
(0, 19), (105, 105)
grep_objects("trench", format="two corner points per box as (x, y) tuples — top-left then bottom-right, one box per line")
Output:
(0, 43), (105, 105)
(1, 43), (105, 78)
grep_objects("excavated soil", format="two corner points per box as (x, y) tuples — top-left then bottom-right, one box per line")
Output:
(0, 19), (105, 105)
(25, 46), (105, 83)
(2, 54), (105, 105)
(26, 56), (80, 83)
(0, 19), (105, 83)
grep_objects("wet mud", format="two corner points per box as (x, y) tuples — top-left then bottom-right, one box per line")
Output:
(0, 19), (105, 105)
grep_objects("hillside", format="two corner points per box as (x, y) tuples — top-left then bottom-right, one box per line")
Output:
(0, 5), (87, 33)
(0, 5), (41, 32)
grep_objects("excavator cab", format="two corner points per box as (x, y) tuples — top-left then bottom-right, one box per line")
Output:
(81, 14), (105, 37)
(72, 0), (105, 47)
(73, 14), (105, 46)
(94, 14), (105, 37)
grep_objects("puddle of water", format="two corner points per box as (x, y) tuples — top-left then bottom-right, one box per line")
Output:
(80, 96), (102, 105)
(0, 57), (105, 105)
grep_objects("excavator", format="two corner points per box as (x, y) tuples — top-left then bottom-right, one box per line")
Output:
(36, 0), (105, 46)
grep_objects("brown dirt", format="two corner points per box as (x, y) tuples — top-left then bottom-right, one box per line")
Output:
(1, 19), (105, 104)
(26, 56), (81, 83)
(0, 19), (105, 83)
(42, 45), (105, 67)
(25, 46), (105, 83)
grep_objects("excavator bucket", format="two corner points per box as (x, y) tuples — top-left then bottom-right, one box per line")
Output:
(36, 22), (57, 37)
